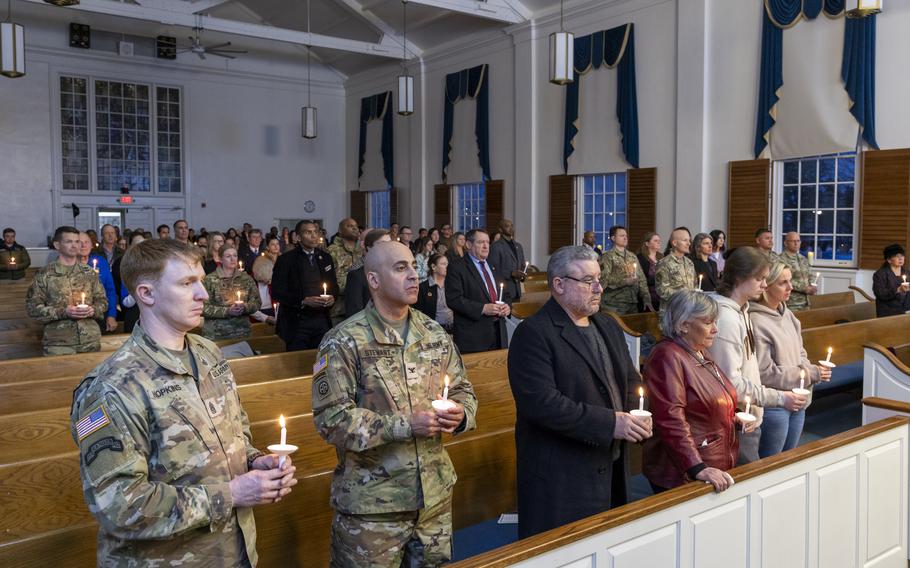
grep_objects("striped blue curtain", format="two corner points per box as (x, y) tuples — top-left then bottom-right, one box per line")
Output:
(358, 91), (394, 189)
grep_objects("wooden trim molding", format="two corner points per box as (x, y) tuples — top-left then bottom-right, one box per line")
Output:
(864, 342), (910, 376)
(449, 416), (910, 568)
(848, 285), (875, 303)
(863, 397), (910, 415)
(602, 311), (643, 338)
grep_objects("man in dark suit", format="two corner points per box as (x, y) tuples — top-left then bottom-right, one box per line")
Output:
(238, 228), (266, 274)
(446, 229), (510, 353)
(507, 245), (652, 539)
(488, 219), (527, 302)
(271, 220), (338, 351)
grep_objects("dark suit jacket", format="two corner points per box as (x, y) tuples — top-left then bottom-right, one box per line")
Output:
(489, 238), (526, 301)
(344, 265), (371, 319)
(507, 298), (642, 539)
(271, 246), (338, 344)
(873, 264), (910, 317)
(414, 280), (440, 320)
(445, 255), (509, 353)
(690, 256), (719, 292)
(239, 243), (266, 275)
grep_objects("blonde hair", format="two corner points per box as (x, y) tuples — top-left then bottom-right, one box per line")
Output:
(252, 255), (275, 284)
(764, 261), (790, 287)
(121, 239), (203, 295)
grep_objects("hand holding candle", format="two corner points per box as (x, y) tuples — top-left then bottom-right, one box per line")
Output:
(432, 375), (456, 412)
(818, 346), (836, 368)
(793, 369), (810, 397)
(77, 291), (88, 308)
(9, 256), (15, 266)
(267, 414), (298, 469)
(638, 387), (644, 412)
(629, 386), (651, 428)
(497, 282), (504, 303)
(321, 282), (329, 299)
(736, 395), (756, 429)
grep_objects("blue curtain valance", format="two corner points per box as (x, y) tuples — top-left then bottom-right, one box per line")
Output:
(563, 23), (639, 172)
(358, 91), (394, 189)
(755, 0), (877, 157)
(442, 64), (490, 182)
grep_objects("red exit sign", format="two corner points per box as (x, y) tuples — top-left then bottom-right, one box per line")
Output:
(118, 196), (134, 204)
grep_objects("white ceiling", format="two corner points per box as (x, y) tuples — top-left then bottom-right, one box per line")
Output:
(15, 0), (571, 77)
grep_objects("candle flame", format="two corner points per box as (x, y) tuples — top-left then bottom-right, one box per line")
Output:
(827, 347), (833, 355)
(745, 395), (751, 405)
(799, 369), (805, 379)
(444, 375), (450, 388)
(279, 414), (286, 428)
(236, 290), (241, 301)
(81, 292), (86, 303)
(638, 387), (643, 397)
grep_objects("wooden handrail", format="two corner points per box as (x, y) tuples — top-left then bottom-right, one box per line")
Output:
(849, 285), (875, 303)
(863, 396), (910, 414)
(450, 416), (910, 568)
(864, 342), (910, 375)
(602, 311), (642, 338)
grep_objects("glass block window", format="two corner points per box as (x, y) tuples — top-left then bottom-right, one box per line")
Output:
(779, 152), (857, 263)
(94, 80), (151, 192)
(578, 172), (627, 250)
(454, 182), (486, 232)
(156, 86), (182, 193)
(60, 76), (89, 191)
(368, 190), (390, 229)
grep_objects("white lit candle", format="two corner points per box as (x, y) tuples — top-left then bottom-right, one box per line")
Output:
(273, 302), (278, 318)
(9, 256), (15, 266)
(799, 369), (805, 391)
(744, 395), (751, 416)
(697, 274), (703, 291)
(825, 346), (832, 363)
(279, 414), (287, 446)
(322, 282), (328, 296)
(235, 290), (242, 304)
(638, 387), (644, 412)
(523, 260), (529, 274)
(239, 260), (244, 271)
(903, 275), (907, 284)
(77, 292), (88, 308)
(807, 251), (814, 265)
(498, 282), (504, 303)
(442, 375), (449, 400)
(92, 258), (98, 272)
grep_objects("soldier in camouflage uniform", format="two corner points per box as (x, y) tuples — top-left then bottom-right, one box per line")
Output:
(0, 227), (31, 280)
(655, 228), (696, 312)
(71, 238), (295, 567)
(755, 228), (780, 263)
(202, 244), (261, 340)
(599, 226), (653, 314)
(26, 226), (107, 356)
(779, 232), (817, 311)
(327, 217), (362, 324)
(313, 241), (477, 567)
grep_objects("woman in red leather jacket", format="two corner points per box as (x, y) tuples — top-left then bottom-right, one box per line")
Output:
(642, 289), (743, 493)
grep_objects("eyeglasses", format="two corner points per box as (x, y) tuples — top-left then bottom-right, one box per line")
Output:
(560, 275), (602, 290)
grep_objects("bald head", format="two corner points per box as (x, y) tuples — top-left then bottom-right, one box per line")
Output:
(365, 241), (419, 310)
(670, 228), (691, 256)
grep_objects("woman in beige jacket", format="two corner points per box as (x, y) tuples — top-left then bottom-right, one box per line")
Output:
(750, 262), (832, 458)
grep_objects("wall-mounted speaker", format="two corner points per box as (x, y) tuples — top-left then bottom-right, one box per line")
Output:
(156, 36), (177, 60)
(69, 23), (90, 49)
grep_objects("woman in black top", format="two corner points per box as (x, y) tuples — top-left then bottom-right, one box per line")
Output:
(415, 253), (454, 331)
(636, 231), (663, 311)
(690, 232), (719, 292)
(872, 244), (910, 317)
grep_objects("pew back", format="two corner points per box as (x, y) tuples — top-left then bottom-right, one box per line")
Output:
(807, 290), (854, 309)
(793, 301), (875, 328)
(801, 314), (910, 364)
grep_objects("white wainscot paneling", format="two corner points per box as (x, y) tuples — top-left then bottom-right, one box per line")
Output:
(689, 499), (749, 568)
(817, 457), (859, 568)
(759, 475), (808, 568)
(558, 556), (594, 568)
(606, 524), (678, 568)
(863, 349), (910, 411)
(865, 440), (904, 565)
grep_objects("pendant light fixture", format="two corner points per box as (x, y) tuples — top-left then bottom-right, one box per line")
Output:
(846, 0), (882, 18)
(549, 0), (573, 85)
(1, 0), (25, 78)
(43, 0), (80, 6)
(301, 0), (317, 139)
(397, 0), (414, 116)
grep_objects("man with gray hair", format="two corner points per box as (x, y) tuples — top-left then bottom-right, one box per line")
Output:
(507, 245), (651, 538)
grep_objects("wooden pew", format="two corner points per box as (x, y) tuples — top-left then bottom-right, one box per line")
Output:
(0, 348), (317, 416)
(793, 301), (875, 328)
(807, 290), (854, 309)
(619, 311), (662, 340)
(848, 285), (875, 303)
(801, 313), (910, 365)
(0, 350), (517, 568)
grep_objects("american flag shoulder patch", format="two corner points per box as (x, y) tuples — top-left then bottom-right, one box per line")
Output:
(313, 354), (328, 375)
(76, 406), (111, 441)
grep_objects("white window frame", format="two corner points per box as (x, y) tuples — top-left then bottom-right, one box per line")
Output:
(453, 182), (486, 232)
(574, 172), (628, 250)
(57, 73), (184, 196)
(771, 152), (859, 268)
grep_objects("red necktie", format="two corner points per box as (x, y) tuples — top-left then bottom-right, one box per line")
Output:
(479, 261), (497, 302)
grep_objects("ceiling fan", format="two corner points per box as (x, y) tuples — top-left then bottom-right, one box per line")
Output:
(177, 26), (247, 60)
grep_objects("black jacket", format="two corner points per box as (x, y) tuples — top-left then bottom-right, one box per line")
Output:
(415, 280), (440, 320)
(238, 243), (266, 275)
(690, 256), (719, 292)
(445, 255), (509, 353)
(344, 265), (371, 319)
(488, 238), (526, 301)
(872, 264), (910, 317)
(507, 298), (641, 538)
(271, 246), (338, 344)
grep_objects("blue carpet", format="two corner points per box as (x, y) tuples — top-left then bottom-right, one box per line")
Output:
(452, 386), (863, 561)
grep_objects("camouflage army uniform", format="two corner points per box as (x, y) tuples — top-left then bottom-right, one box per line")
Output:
(327, 237), (363, 322)
(779, 251), (813, 311)
(655, 253), (696, 312)
(758, 248), (780, 264)
(313, 302), (478, 567)
(599, 247), (650, 315)
(26, 261), (107, 355)
(0, 243), (30, 280)
(71, 324), (263, 567)
(202, 267), (261, 340)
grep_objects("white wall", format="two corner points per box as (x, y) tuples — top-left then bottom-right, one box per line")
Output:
(0, 14), (347, 247)
(346, 0), (910, 268)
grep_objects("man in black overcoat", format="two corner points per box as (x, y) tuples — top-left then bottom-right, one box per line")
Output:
(507, 245), (652, 539)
